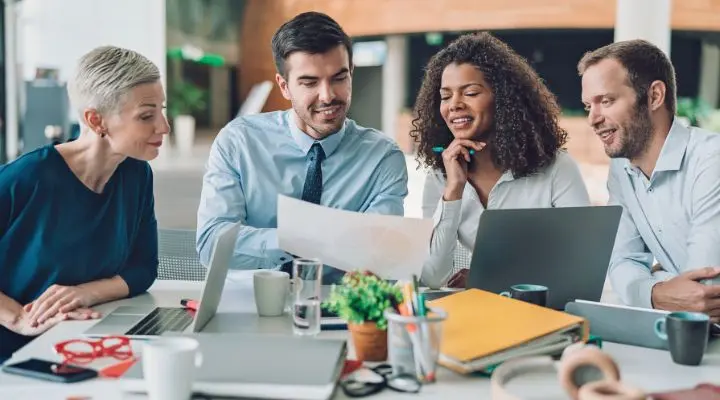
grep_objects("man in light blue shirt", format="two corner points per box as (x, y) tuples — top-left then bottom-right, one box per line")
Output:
(196, 12), (408, 282)
(579, 40), (720, 316)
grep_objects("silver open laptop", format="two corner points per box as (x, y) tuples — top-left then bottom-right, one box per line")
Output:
(84, 223), (240, 338)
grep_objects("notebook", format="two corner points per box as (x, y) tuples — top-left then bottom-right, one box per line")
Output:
(428, 289), (588, 374)
(120, 333), (347, 400)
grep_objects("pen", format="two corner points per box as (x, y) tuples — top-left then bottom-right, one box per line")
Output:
(402, 282), (431, 380)
(416, 292), (435, 381)
(432, 146), (475, 155)
(180, 298), (199, 311)
(411, 275), (422, 314)
(400, 285), (424, 378)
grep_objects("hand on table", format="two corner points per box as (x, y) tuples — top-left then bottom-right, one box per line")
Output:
(25, 284), (98, 327)
(651, 267), (720, 321)
(8, 307), (101, 336)
(446, 269), (469, 288)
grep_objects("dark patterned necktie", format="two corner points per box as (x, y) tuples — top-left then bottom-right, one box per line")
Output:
(301, 143), (325, 204)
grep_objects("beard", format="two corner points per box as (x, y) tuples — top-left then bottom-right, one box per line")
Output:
(607, 101), (653, 160)
(291, 99), (348, 138)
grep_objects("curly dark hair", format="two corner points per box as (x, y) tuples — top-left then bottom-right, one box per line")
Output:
(411, 32), (568, 178)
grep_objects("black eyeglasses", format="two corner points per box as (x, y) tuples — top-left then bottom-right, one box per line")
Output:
(340, 363), (422, 398)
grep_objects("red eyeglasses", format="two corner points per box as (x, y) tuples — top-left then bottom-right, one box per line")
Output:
(54, 336), (134, 365)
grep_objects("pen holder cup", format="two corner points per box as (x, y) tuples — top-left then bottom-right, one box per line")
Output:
(384, 307), (448, 384)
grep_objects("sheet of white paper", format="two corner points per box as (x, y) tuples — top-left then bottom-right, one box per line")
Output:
(277, 195), (434, 280)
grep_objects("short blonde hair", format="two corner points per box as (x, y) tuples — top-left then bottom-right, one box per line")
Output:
(68, 46), (160, 118)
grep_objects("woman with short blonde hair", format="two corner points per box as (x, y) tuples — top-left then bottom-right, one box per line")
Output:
(0, 45), (169, 362)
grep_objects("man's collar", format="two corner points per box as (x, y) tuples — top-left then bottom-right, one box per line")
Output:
(624, 118), (690, 176)
(286, 110), (347, 157)
(654, 118), (690, 172)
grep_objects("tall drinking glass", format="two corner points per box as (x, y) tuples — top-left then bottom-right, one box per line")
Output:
(292, 258), (323, 336)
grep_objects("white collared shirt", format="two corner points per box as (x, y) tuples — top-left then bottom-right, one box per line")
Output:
(420, 151), (591, 288)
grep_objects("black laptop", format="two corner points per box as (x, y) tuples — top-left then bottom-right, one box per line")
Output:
(464, 206), (622, 310)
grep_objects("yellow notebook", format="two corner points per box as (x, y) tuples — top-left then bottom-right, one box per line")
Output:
(428, 289), (588, 374)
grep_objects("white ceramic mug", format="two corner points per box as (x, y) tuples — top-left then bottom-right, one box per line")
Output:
(253, 270), (290, 317)
(142, 337), (203, 400)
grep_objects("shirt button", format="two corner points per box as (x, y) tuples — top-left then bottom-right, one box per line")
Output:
(648, 187), (653, 193)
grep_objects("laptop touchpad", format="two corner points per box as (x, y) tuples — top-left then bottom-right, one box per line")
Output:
(109, 306), (155, 315)
(85, 314), (145, 335)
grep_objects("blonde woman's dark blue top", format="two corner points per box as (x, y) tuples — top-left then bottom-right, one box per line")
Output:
(0, 145), (158, 361)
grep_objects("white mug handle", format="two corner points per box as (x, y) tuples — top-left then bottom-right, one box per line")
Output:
(293, 277), (304, 294)
(195, 351), (203, 368)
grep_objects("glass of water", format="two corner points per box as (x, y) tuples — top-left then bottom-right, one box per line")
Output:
(292, 258), (323, 336)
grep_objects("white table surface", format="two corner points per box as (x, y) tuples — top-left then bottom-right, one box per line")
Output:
(1, 274), (719, 399)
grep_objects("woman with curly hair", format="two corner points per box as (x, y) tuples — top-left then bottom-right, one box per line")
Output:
(413, 32), (590, 289)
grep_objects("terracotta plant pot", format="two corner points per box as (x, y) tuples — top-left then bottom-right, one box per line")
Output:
(349, 322), (388, 362)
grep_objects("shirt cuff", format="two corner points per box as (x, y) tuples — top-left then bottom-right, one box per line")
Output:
(629, 277), (665, 309)
(266, 231), (295, 267)
(652, 271), (676, 282)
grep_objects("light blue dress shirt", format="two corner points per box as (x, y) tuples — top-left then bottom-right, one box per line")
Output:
(196, 110), (409, 280)
(607, 119), (720, 308)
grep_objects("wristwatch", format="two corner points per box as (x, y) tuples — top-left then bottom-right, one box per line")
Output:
(278, 253), (300, 275)
(490, 343), (646, 400)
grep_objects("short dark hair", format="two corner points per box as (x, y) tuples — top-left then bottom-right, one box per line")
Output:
(271, 12), (353, 78)
(577, 39), (677, 115)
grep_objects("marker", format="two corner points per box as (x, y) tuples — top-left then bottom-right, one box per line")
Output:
(432, 146), (475, 155)
(180, 298), (199, 311)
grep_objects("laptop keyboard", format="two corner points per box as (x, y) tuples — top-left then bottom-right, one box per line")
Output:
(125, 308), (194, 336)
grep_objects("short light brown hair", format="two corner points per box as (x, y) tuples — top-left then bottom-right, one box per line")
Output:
(577, 39), (677, 115)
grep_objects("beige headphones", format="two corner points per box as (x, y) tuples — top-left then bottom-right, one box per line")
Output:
(490, 342), (647, 400)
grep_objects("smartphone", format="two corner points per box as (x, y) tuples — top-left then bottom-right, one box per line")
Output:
(2, 358), (98, 383)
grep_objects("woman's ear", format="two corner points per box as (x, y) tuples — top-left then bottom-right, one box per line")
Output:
(82, 108), (107, 137)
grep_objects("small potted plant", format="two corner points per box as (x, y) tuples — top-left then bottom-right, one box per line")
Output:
(168, 79), (207, 156)
(322, 270), (403, 361)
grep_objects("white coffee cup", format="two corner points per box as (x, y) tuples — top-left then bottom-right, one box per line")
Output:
(253, 270), (290, 317)
(142, 337), (203, 400)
